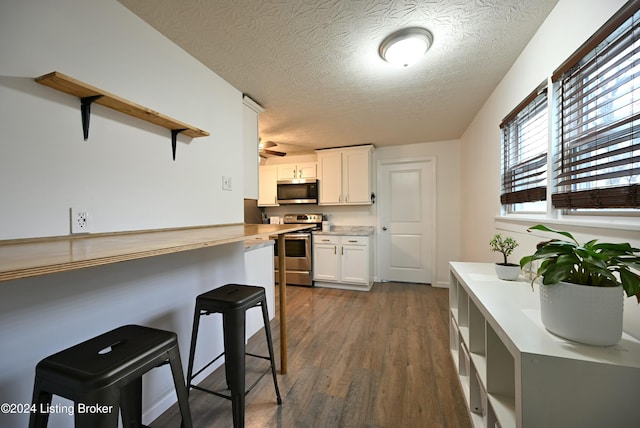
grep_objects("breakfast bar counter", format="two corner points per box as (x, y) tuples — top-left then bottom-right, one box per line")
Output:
(0, 223), (307, 282)
(0, 223), (309, 374)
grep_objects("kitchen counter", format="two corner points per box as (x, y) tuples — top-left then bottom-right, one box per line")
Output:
(0, 223), (305, 282)
(244, 237), (275, 252)
(313, 226), (375, 236)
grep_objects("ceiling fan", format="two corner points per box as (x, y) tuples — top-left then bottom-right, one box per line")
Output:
(259, 139), (286, 158)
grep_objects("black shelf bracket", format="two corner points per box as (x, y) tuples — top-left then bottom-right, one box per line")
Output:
(80, 95), (104, 141)
(171, 129), (188, 161)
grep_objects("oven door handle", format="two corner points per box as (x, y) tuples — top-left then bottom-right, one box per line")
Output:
(283, 233), (311, 239)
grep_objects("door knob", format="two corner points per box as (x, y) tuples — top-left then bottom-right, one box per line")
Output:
(382, 227), (387, 231)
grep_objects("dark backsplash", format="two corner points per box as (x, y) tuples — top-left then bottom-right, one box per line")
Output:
(244, 199), (264, 224)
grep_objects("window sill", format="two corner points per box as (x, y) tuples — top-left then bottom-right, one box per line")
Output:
(495, 214), (640, 235)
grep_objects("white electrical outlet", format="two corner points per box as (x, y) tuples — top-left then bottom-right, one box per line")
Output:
(70, 208), (91, 234)
(222, 176), (232, 191)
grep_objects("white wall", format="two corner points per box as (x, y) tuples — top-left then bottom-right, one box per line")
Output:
(0, 1), (252, 426)
(459, 0), (640, 337)
(459, 0), (635, 260)
(0, 0), (244, 240)
(263, 140), (461, 287)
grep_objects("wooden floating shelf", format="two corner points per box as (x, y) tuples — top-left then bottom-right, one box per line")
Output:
(35, 71), (210, 159)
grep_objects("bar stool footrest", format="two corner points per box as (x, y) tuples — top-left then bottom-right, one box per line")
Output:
(190, 363), (275, 400)
(189, 351), (225, 382)
(245, 352), (271, 361)
(188, 351), (272, 387)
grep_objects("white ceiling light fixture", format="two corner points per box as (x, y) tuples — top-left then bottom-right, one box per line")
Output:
(379, 27), (433, 67)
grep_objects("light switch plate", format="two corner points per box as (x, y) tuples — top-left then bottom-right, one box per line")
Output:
(222, 176), (232, 191)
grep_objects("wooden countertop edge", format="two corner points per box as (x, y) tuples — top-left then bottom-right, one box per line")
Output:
(0, 223), (247, 245)
(0, 223), (306, 282)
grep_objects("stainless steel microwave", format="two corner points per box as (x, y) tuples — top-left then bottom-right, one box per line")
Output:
(277, 178), (318, 204)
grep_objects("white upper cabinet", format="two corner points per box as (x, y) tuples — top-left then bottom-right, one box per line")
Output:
(342, 148), (372, 204)
(242, 96), (264, 199)
(317, 151), (343, 204)
(258, 165), (279, 206)
(258, 160), (316, 207)
(316, 145), (374, 205)
(276, 162), (317, 180)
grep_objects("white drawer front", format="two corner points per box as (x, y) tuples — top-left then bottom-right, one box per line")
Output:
(314, 235), (339, 245)
(340, 236), (368, 245)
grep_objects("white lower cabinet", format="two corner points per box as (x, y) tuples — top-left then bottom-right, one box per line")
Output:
(313, 235), (372, 290)
(449, 262), (640, 428)
(340, 238), (369, 284)
(313, 237), (340, 282)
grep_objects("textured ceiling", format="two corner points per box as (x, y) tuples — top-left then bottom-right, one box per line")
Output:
(118, 0), (558, 154)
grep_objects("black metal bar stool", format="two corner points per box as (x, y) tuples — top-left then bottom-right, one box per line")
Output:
(29, 324), (193, 428)
(186, 284), (282, 428)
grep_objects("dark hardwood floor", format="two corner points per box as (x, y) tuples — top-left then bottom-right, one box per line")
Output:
(150, 283), (471, 428)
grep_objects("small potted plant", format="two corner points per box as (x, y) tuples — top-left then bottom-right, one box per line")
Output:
(490, 234), (520, 280)
(520, 224), (640, 346)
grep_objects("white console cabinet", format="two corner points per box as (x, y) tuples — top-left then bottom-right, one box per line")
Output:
(449, 262), (640, 428)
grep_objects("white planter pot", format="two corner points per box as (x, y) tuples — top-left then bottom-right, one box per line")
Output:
(494, 263), (521, 281)
(539, 281), (623, 346)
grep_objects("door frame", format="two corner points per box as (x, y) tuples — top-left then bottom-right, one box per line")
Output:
(376, 156), (437, 284)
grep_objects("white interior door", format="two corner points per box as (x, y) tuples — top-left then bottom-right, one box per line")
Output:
(378, 159), (435, 284)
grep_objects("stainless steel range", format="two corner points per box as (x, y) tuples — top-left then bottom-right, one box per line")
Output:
(274, 213), (323, 287)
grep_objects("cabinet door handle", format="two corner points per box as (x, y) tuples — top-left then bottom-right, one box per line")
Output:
(341, 247), (344, 255)
(334, 246), (337, 255)
(348, 240), (357, 243)
(321, 239), (331, 242)
(293, 168), (297, 178)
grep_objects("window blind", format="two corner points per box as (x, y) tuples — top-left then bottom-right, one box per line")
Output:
(500, 84), (548, 205)
(552, 1), (640, 209)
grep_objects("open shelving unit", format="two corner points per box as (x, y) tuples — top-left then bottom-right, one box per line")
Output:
(35, 71), (210, 160)
(449, 262), (640, 428)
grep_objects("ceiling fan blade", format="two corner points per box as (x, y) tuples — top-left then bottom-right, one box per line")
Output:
(262, 149), (286, 157)
(261, 140), (277, 148)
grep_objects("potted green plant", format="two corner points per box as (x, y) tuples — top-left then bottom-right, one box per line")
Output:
(520, 224), (640, 346)
(489, 234), (521, 280)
